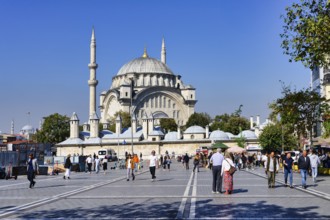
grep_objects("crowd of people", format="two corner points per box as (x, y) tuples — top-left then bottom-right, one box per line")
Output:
(26, 148), (330, 194)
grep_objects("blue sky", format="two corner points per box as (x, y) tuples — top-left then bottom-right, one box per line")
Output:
(0, 0), (309, 133)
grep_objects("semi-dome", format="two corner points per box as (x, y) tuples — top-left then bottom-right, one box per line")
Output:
(209, 130), (230, 140)
(184, 125), (205, 134)
(239, 130), (257, 139)
(117, 57), (173, 76)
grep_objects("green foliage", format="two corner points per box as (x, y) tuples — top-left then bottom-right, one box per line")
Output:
(235, 128), (246, 148)
(280, 0), (330, 69)
(269, 84), (327, 143)
(185, 112), (211, 128)
(322, 111), (330, 137)
(259, 123), (297, 153)
(210, 112), (250, 135)
(34, 113), (70, 143)
(109, 111), (131, 132)
(160, 118), (177, 132)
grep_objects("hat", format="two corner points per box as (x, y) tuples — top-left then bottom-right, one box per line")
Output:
(67, 154), (71, 157)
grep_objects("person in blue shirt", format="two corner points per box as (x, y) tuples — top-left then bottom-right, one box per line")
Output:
(283, 152), (294, 188)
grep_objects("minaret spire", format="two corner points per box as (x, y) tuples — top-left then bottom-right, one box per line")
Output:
(161, 37), (166, 64)
(88, 27), (98, 117)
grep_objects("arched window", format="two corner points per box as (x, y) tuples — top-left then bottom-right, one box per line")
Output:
(159, 96), (162, 108)
(155, 96), (158, 108)
(191, 135), (195, 139)
(163, 97), (166, 108)
(173, 103), (176, 109)
(173, 110), (176, 118)
(168, 99), (171, 108)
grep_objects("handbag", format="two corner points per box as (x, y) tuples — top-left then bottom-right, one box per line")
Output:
(225, 159), (236, 175)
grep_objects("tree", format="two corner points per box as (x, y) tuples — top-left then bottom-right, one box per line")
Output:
(269, 84), (327, 146)
(34, 113), (70, 143)
(280, 0), (330, 69)
(210, 112), (250, 135)
(185, 112), (211, 128)
(160, 118), (177, 132)
(259, 123), (297, 153)
(109, 111), (131, 132)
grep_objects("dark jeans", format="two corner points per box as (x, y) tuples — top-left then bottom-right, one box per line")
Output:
(149, 166), (156, 179)
(193, 163), (199, 172)
(212, 165), (222, 192)
(27, 170), (35, 186)
(87, 163), (92, 172)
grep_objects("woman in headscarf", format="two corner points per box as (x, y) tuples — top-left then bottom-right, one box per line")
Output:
(221, 152), (235, 194)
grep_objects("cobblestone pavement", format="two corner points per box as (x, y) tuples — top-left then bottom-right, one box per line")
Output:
(0, 161), (329, 219)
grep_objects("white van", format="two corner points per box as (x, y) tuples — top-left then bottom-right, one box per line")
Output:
(98, 148), (116, 161)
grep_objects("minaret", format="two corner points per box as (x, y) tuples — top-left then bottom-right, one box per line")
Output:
(161, 37), (166, 64)
(11, 120), (14, 135)
(88, 27), (98, 117)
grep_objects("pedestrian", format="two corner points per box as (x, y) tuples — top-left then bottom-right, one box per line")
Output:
(93, 153), (96, 171)
(64, 154), (72, 180)
(283, 152), (294, 188)
(26, 153), (39, 189)
(266, 151), (279, 188)
(102, 158), (108, 174)
(257, 153), (261, 167)
(86, 155), (92, 174)
(210, 148), (224, 194)
(140, 152), (143, 160)
(95, 156), (100, 174)
(208, 152), (213, 170)
(309, 149), (321, 184)
(149, 150), (158, 181)
(183, 153), (190, 170)
(193, 154), (200, 173)
(166, 155), (171, 171)
(222, 152), (235, 195)
(162, 155), (166, 169)
(133, 154), (140, 172)
(241, 153), (247, 169)
(298, 150), (311, 189)
(126, 154), (135, 181)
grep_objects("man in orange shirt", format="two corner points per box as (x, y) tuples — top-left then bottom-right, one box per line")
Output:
(133, 154), (140, 172)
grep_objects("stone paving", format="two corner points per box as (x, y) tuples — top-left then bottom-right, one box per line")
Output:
(0, 161), (329, 219)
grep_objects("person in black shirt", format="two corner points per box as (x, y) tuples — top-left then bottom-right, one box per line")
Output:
(283, 152), (294, 188)
(298, 150), (311, 189)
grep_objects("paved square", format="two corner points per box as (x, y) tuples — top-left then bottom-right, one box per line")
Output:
(0, 162), (329, 219)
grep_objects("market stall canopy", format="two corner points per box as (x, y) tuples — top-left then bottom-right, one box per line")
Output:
(227, 146), (246, 153)
(211, 142), (229, 149)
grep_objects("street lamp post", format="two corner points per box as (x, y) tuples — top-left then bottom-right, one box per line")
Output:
(130, 78), (134, 154)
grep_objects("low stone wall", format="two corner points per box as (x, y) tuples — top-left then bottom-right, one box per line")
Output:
(57, 139), (258, 158)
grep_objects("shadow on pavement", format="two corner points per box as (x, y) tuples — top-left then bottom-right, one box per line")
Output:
(12, 200), (181, 219)
(196, 200), (330, 219)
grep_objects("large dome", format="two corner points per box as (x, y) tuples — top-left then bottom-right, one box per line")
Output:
(117, 57), (173, 76)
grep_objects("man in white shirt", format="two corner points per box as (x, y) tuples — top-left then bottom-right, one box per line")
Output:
(210, 148), (224, 193)
(86, 155), (92, 174)
(266, 151), (279, 188)
(149, 150), (158, 181)
(309, 149), (321, 183)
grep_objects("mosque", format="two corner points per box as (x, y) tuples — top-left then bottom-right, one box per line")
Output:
(57, 29), (262, 157)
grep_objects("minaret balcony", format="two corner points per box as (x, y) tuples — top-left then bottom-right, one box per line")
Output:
(88, 63), (98, 69)
(88, 80), (98, 86)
